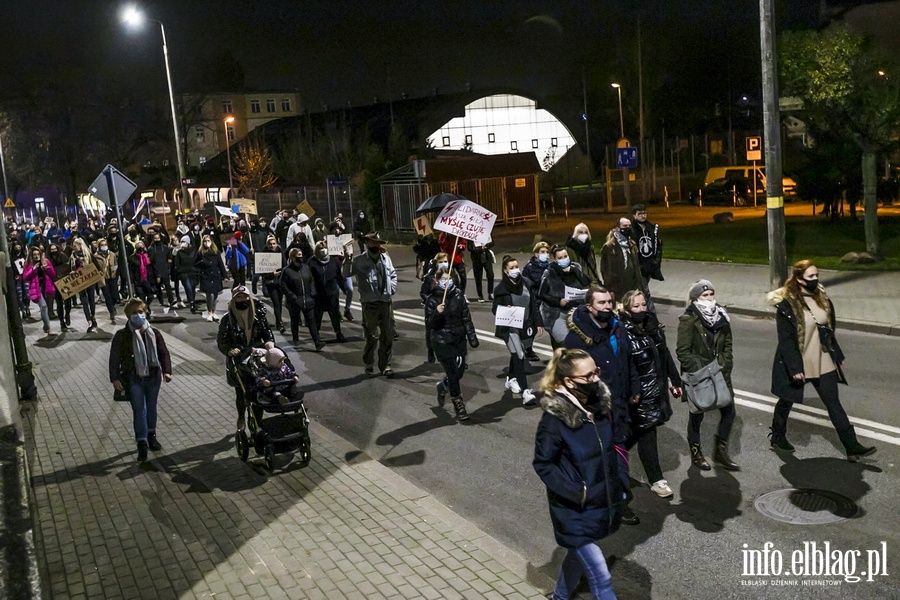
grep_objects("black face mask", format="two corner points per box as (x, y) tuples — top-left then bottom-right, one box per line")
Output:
(619, 227), (632, 237)
(367, 246), (380, 255)
(801, 278), (818, 291)
(234, 300), (250, 310)
(571, 380), (601, 401)
(594, 309), (613, 322)
(631, 311), (649, 322)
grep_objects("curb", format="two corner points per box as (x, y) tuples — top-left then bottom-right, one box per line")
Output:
(0, 424), (42, 600)
(653, 296), (900, 337)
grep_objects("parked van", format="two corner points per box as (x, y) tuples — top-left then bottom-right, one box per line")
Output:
(703, 165), (797, 198)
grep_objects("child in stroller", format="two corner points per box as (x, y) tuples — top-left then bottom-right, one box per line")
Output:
(253, 343), (305, 407)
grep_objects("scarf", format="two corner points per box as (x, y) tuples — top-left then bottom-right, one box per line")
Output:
(504, 273), (524, 295)
(136, 252), (150, 280)
(693, 300), (730, 329)
(615, 232), (631, 269)
(129, 320), (159, 378)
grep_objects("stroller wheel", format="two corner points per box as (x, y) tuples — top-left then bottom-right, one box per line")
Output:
(298, 437), (312, 468)
(236, 430), (250, 462)
(264, 444), (276, 471)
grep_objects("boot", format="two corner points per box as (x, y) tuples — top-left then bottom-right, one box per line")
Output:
(713, 435), (740, 471)
(839, 426), (876, 461)
(451, 396), (469, 421)
(137, 440), (149, 463)
(147, 432), (162, 452)
(689, 442), (711, 471)
(435, 380), (447, 407)
(768, 428), (795, 453)
(343, 309), (354, 322)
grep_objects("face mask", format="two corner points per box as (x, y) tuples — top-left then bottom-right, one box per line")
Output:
(293, 258), (303, 265)
(594, 309), (613, 322)
(234, 300), (250, 310)
(438, 279), (453, 290)
(180, 243), (189, 249)
(193, 226), (200, 232)
(136, 247), (145, 252)
(507, 268), (521, 279)
(359, 214), (365, 219)
(129, 314), (146, 327)
(367, 246), (380, 255)
(696, 299), (717, 310)
(571, 380), (600, 400)
(317, 250), (328, 260)
(100, 246), (108, 252)
(801, 278), (818, 291)
(619, 227), (632, 237)
(576, 233), (588, 243)
(557, 257), (571, 269)
(631, 311), (648, 322)
(203, 242), (212, 248)
(537, 253), (549, 264)
(437, 262), (449, 270)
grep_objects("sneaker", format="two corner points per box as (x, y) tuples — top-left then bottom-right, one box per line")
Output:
(343, 309), (354, 322)
(436, 381), (447, 406)
(650, 479), (674, 498)
(205, 311), (214, 322)
(522, 389), (538, 406)
(382, 368), (395, 378)
(505, 377), (522, 395)
(621, 506), (640, 525)
(163, 306), (170, 315)
(335, 332), (346, 343)
(211, 312), (220, 322)
(477, 297), (485, 303)
(315, 341), (326, 352)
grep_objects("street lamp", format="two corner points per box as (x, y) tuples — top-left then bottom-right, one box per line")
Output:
(223, 115), (235, 194)
(122, 5), (188, 214)
(611, 83), (625, 139)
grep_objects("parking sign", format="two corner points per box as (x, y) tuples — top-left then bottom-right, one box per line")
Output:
(746, 136), (762, 161)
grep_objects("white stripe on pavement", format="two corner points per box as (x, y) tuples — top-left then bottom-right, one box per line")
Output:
(352, 303), (900, 446)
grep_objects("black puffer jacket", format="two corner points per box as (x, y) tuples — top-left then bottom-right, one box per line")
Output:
(309, 256), (347, 302)
(216, 300), (274, 387)
(280, 260), (317, 310)
(424, 286), (478, 361)
(522, 256), (549, 291)
(620, 312), (682, 432)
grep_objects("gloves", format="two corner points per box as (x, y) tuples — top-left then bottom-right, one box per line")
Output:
(469, 337), (479, 349)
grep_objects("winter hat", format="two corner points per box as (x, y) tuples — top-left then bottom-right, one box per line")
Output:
(265, 347), (286, 368)
(180, 235), (191, 245)
(688, 279), (715, 302)
(234, 231), (243, 239)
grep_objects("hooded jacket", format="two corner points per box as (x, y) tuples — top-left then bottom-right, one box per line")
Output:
(424, 286), (478, 360)
(630, 220), (664, 281)
(533, 383), (629, 549)
(22, 259), (57, 300)
(565, 235), (600, 282)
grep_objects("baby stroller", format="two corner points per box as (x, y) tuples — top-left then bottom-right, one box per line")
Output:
(234, 346), (311, 471)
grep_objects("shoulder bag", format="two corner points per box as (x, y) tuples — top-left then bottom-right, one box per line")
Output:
(681, 358), (733, 414)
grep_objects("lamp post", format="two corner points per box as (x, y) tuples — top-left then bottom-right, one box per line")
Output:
(123, 6), (188, 215)
(611, 83), (625, 139)
(223, 115), (235, 195)
(611, 83), (632, 207)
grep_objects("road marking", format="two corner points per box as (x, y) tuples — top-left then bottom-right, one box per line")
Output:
(362, 303), (900, 446)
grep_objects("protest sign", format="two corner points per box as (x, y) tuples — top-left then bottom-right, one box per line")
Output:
(413, 215), (433, 236)
(234, 198), (258, 215)
(254, 252), (282, 274)
(433, 199), (497, 245)
(326, 234), (353, 255)
(295, 200), (316, 218)
(494, 305), (525, 329)
(219, 233), (236, 247)
(54, 263), (104, 300)
(564, 286), (587, 302)
(214, 205), (237, 217)
(13, 258), (25, 275)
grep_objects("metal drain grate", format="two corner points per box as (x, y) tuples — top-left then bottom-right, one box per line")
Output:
(754, 488), (859, 525)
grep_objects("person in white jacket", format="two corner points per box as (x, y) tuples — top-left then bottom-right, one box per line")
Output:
(286, 213), (314, 246)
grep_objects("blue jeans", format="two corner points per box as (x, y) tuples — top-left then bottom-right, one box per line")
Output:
(553, 542), (617, 600)
(128, 376), (161, 443)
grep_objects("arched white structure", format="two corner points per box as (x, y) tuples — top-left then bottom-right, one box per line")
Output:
(427, 94), (576, 171)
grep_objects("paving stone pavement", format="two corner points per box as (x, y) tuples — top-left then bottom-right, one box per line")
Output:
(23, 327), (551, 600)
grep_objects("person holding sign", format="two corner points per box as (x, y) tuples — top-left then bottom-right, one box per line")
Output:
(259, 236), (287, 333)
(492, 256), (542, 406)
(310, 240), (347, 343)
(426, 268), (479, 421)
(538, 246), (591, 349)
(70, 238), (99, 332)
(10, 240), (31, 321)
(438, 232), (467, 296)
(22, 247), (57, 334)
(195, 236), (228, 322)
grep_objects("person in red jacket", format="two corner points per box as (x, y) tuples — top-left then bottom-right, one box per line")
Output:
(438, 232), (468, 296)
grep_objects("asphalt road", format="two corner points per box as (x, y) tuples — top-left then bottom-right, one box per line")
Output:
(158, 252), (900, 600)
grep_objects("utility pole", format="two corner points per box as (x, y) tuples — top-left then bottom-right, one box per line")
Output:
(582, 73), (592, 188)
(638, 16), (646, 202)
(759, 0), (787, 288)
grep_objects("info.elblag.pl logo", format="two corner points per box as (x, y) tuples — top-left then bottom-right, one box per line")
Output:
(740, 541), (889, 586)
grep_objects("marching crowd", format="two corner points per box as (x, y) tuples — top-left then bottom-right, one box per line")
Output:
(6, 202), (877, 600)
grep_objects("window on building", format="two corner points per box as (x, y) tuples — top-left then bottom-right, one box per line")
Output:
(511, 141), (518, 151)
(488, 133), (495, 143)
(251, 99), (261, 113)
(222, 100), (233, 114)
(465, 134), (473, 145)
(281, 98), (291, 112)
(227, 125), (235, 141)
(532, 139), (539, 149)
(195, 126), (205, 143)
(551, 137), (558, 147)
(442, 136), (450, 147)
(266, 99), (276, 112)
(199, 156), (207, 165)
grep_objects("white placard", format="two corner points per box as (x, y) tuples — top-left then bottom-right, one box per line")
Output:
(564, 286), (586, 301)
(14, 258), (25, 275)
(327, 234), (353, 255)
(433, 199), (497, 245)
(254, 252), (282, 274)
(214, 205), (238, 217)
(494, 305), (525, 329)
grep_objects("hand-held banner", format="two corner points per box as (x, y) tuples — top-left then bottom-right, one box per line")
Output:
(432, 200), (497, 245)
(326, 234), (353, 255)
(254, 252), (282, 274)
(54, 263), (104, 300)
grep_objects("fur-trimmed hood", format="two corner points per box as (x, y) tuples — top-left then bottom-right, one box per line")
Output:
(566, 305), (619, 346)
(767, 285), (833, 353)
(540, 383), (613, 429)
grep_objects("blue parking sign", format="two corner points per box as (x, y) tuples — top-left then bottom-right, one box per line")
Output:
(615, 147), (638, 169)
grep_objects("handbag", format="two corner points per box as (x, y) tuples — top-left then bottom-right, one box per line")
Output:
(803, 304), (836, 354)
(681, 358), (733, 414)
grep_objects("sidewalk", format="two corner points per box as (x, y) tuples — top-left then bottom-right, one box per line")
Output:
(22, 327), (551, 599)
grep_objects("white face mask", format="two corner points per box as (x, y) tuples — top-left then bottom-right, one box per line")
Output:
(437, 262), (449, 270)
(507, 268), (521, 279)
(695, 298), (717, 310)
(576, 233), (588, 243)
(203, 241), (212, 248)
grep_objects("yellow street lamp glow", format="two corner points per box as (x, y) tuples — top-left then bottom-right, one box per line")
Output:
(611, 83), (621, 88)
(877, 70), (886, 77)
(224, 115), (235, 124)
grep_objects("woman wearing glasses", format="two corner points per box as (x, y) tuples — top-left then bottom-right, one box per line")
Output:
(533, 348), (629, 600)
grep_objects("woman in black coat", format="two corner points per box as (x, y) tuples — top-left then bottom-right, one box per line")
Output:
(767, 259), (875, 460)
(619, 289), (682, 499)
(194, 235), (228, 321)
(565, 223), (600, 283)
(538, 246), (591, 349)
(492, 255), (543, 405)
(533, 348), (629, 600)
(425, 268), (479, 421)
(259, 235), (287, 333)
(174, 239), (199, 313)
(280, 247), (322, 350)
(309, 241), (347, 343)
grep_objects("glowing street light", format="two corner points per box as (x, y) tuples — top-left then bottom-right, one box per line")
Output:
(224, 116), (235, 193)
(122, 5), (188, 213)
(611, 83), (625, 140)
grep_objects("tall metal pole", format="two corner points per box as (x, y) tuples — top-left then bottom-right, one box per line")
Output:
(160, 22), (188, 215)
(582, 73), (592, 187)
(637, 16), (646, 200)
(223, 118), (234, 192)
(759, 0), (787, 288)
(615, 86), (625, 139)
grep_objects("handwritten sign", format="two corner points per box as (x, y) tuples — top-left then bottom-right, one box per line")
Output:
(295, 200), (316, 218)
(14, 258), (25, 275)
(564, 286), (586, 302)
(413, 215), (433, 236)
(254, 252), (282, 274)
(54, 263), (104, 300)
(433, 199), (497, 245)
(234, 198), (257, 215)
(326, 234), (353, 255)
(219, 233), (235, 247)
(494, 305), (525, 329)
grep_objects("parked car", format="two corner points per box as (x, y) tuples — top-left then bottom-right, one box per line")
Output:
(691, 177), (751, 206)
(703, 165), (797, 198)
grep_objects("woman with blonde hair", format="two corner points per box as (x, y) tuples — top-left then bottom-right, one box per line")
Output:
(194, 235), (228, 321)
(768, 260), (875, 460)
(533, 348), (628, 600)
(70, 237), (100, 332)
(566, 222), (600, 283)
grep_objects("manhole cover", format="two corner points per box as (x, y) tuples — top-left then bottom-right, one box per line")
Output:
(754, 488), (858, 525)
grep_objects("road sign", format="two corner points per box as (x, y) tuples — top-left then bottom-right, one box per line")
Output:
(746, 136), (762, 161)
(182, 177), (197, 185)
(88, 165), (137, 208)
(327, 178), (348, 186)
(3, 198), (14, 208)
(615, 147), (638, 169)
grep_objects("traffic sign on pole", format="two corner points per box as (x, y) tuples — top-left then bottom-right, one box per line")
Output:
(746, 136), (762, 161)
(615, 147), (638, 169)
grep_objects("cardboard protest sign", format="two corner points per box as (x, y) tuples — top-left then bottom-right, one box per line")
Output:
(219, 233), (236, 247)
(413, 215), (433, 236)
(494, 305), (525, 329)
(55, 263), (104, 300)
(564, 286), (587, 302)
(254, 252), (282, 274)
(234, 198), (258, 215)
(295, 200), (316, 218)
(433, 199), (497, 245)
(326, 234), (353, 255)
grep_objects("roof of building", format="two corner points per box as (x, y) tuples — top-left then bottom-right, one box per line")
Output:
(379, 153), (541, 184)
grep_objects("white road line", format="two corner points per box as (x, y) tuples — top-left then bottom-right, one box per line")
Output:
(353, 303), (900, 446)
